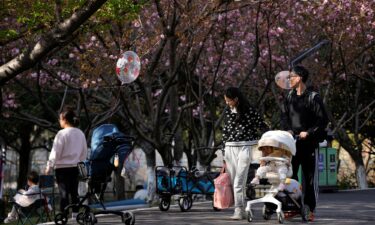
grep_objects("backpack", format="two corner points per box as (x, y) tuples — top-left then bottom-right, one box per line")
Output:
(287, 90), (329, 142)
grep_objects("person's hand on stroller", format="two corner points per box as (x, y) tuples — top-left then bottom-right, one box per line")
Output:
(250, 176), (260, 185)
(298, 131), (309, 140)
(44, 166), (51, 175)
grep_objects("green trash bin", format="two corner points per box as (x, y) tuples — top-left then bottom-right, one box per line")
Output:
(297, 147), (338, 192)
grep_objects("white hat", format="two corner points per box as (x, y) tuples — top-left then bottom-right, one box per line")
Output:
(258, 130), (296, 156)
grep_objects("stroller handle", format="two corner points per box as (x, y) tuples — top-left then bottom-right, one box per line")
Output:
(259, 156), (289, 163)
(104, 134), (135, 141)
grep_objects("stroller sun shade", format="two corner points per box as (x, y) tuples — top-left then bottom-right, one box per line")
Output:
(83, 124), (134, 182)
(257, 130), (296, 156)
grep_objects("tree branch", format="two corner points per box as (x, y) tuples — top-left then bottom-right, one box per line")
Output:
(0, 0), (109, 85)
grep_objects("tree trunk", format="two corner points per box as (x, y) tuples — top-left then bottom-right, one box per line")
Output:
(355, 164), (368, 189)
(335, 128), (368, 189)
(145, 149), (156, 204)
(17, 125), (32, 189)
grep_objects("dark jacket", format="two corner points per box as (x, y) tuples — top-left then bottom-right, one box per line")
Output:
(281, 89), (328, 143)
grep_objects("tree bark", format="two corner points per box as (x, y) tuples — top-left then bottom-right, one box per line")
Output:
(144, 146), (156, 203)
(355, 164), (368, 189)
(17, 125), (32, 189)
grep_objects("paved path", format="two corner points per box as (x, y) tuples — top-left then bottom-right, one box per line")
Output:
(44, 189), (375, 225)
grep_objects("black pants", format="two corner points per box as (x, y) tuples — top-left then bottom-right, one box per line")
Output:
(291, 140), (319, 212)
(55, 167), (79, 212)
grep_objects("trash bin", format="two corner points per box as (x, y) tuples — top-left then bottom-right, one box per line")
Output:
(297, 147), (338, 192)
(319, 147), (338, 191)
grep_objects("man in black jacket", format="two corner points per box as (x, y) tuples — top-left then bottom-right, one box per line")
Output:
(281, 65), (328, 222)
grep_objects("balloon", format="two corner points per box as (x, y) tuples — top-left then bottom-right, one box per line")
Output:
(115, 51), (141, 84)
(275, 70), (292, 89)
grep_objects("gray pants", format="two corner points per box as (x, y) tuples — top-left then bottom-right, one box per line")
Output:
(224, 141), (257, 208)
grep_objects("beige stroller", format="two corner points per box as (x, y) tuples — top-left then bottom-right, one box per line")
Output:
(245, 130), (309, 224)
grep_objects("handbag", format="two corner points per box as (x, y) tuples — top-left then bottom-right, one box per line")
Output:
(213, 163), (234, 209)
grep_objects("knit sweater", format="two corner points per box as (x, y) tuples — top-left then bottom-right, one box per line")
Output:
(47, 127), (88, 169)
(222, 106), (267, 143)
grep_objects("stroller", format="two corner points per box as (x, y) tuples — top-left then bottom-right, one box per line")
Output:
(155, 147), (220, 212)
(156, 165), (219, 212)
(245, 130), (309, 224)
(156, 165), (190, 211)
(54, 124), (135, 225)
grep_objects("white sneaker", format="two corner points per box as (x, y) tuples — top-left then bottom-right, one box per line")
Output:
(4, 216), (17, 223)
(230, 207), (245, 220)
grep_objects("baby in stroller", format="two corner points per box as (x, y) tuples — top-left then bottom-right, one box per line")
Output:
(245, 130), (307, 224)
(250, 131), (294, 191)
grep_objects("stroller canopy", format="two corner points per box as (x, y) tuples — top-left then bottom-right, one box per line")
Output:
(86, 124), (133, 182)
(91, 124), (120, 151)
(257, 130), (296, 156)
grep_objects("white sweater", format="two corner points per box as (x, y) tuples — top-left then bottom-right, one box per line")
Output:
(47, 127), (88, 169)
(14, 185), (41, 207)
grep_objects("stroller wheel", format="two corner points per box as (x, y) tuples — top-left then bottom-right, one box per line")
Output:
(84, 212), (97, 225)
(178, 197), (189, 212)
(187, 195), (193, 210)
(247, 210), (254, 222)
(301, 204), (310, 222)
(159, 197), (170, 211)
(262, 205), (272, 220)
(123, 212), (135, 225)
(54, 213), (68, 225)
(76, 212), (85, 225)
(277, 212), (285, 224)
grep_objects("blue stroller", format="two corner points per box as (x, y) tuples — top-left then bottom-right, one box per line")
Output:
(156, 147), (220, 212)
(54, 124), (135, 225)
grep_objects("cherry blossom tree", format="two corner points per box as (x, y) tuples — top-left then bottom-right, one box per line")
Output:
(1, 0), (374, 192)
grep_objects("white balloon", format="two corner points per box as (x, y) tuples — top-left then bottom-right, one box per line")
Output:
(115, 51), (141, 84)
(275, 71), (292, 89)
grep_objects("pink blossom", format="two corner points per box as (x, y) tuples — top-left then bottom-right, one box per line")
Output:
(339, 73), (346, 80)
(82, 81), (89, 89)
(286, 19), (293, 27)
(10, 48), (20, 56)
(153, 89), (162, 97)
(276, 27), (284, 34)
(133, 19), (141, 28)
(50, 58), (59, 66)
